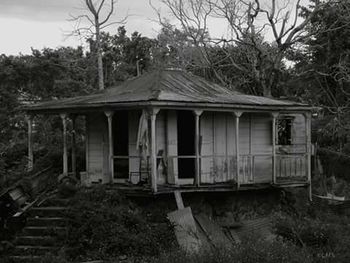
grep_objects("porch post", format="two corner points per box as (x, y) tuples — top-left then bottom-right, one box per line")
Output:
(271, 112), (279, 184)
(71, 115), (77, 178)
(193, 110), (203, 187)
(149, 108), (160, 193)
(304, 112), (312, 201)
(60, 113), (68, 175)
(26, 114), (34, 172)
(233, 111), (243, 188)
(105, 111), (114, 183)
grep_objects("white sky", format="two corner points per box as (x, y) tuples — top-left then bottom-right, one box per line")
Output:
(0, 0), (164, 55)
(0, 0), (309, 55)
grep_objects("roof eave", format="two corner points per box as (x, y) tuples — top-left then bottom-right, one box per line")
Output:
(23, 100), (314, 114)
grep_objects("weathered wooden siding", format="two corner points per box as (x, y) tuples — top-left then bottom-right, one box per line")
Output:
(128, 111), (140, 183)
(199, 112), (274, 184)
(84, 110), (308, 186)
(200, 112), (214, 184)
(251, 113), (273, 183)
(156, 111), (167, 184)
(86, 113), (109, 183)
(200, 112), (236, 184)
(167, 110), (178, 184)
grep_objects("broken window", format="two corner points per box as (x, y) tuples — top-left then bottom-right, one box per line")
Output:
(277, 117), (293, 145)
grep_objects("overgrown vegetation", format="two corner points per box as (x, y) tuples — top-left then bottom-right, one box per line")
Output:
(1, 0), (350, 261)
(63, 186), (176, 262)
(7, 186), (343, 263)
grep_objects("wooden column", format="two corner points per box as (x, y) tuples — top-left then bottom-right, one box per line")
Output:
(85, 115), (89, 176)
(271, 112), (279, 184)
(233, 111), (242, 188)
(60, 113), (68, 175)
(71, 115), (77, 178)
(26, 115), (34, 172)
(149, 108), (160, 193)
(105, 111), (114, 183)
(304, 112), (312, 201)
(193, 110), (203, 187)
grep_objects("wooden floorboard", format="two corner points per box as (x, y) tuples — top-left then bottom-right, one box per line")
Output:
(105, 180), (308, 196)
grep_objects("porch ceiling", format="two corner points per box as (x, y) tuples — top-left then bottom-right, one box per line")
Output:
(24, 69), (312, 113)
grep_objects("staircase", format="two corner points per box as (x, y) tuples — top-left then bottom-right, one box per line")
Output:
(9, 197), (69, 262)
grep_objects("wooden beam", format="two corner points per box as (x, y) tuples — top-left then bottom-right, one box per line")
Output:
(233, 111), (243, 188)
(85, 115), (89, 177)
(193, 110), (203, 187)
(149, 108), (160, 193)
(304, 112), (312, 201)
(174, 190), (184, 209)
(26, 115), (34, 172)
(60, 113), (68, 175)
(70, 115), (77, 178)
(271, 112), (279, 184)
(249, 114), (253, 182)
(26, 101), (314, 115)
(105, 111), (114, 183)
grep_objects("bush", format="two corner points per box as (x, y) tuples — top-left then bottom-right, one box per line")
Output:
(273, 213), (335, 249)
(64, 186), (176, 261)
(318, 148), (350, 184)
(153, 238), (312, 263)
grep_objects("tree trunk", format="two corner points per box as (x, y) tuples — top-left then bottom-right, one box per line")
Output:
(95, 19), (104, 91)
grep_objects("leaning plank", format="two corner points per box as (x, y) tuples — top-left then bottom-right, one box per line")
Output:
(174, 190), (184, 209)
(167, 207), (201, 252)
(195, 214), (232, 248)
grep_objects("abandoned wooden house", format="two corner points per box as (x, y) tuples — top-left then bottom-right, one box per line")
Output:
(24, 69), (313, 195)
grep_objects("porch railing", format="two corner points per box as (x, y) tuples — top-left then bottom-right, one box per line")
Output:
(276, 154), (307, 181)
(112, 153), (308, 186)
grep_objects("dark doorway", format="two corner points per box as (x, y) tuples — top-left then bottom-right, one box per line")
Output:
(177, 111), (195, 179)
(113, 111), (129, 179)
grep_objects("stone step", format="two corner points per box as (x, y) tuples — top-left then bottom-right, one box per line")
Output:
(22, 226), (67, 236)
(8, 255), (42, 263)
(16, 236), (57, 246)
(28, 207), (68, 217)
(41, 198), (70, 207)
(27, 217), (67, 227)
(12, 245), (59, 256)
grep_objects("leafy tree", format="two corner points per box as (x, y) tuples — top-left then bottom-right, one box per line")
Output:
(289, 0), (350, 151)
(70, 0), (127, 90)
(92, 26), (157, 86)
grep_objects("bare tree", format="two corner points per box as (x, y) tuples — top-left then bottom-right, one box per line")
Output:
(154, 0), (324, 97)
(70, 0), (126, 90)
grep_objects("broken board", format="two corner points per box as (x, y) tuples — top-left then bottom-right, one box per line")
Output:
(195, 214), (232, 248)
(167, 207), (201, 252)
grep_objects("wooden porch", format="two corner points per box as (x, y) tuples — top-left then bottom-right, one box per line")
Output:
(106, 179), (309, 197)
(108, 152), (309, 195)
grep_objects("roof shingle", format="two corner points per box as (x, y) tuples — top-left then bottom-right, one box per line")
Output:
(25, 69), (310, 112)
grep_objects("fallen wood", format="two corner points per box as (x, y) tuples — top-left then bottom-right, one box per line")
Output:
(174, 190), (184, 209)
(195, 214), (232, 248)
(314, 194), (345, 202)
(167, 207), (201, 252)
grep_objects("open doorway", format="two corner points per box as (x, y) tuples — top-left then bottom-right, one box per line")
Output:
(113, 111), (129, 180)
(177, 111), (195, 179)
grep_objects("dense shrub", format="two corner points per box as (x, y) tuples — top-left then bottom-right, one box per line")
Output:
(318, 148), (350, 183)
(154, 238), (312, 263)
(64, 186), (176, 261)
(274, 213), (336, 249)
(273, 198), (350, 263)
